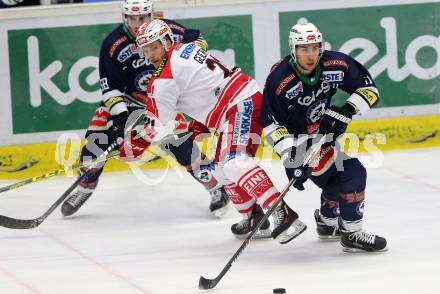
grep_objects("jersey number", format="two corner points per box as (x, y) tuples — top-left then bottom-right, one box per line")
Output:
(205, 56), (230, 78)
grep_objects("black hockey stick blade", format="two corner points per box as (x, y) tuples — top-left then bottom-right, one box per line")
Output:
(0, 122), (138, 229)
(0, 173), (86, 229)
(0, 216), (43, 229)
(199, 276), (218, 290)
(198, 197), (274, 290)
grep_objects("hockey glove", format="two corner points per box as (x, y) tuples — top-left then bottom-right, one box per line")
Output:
(119, 129), (150, 162)
(188, 119), (210, 141)
(108, 111), (129, 143)
(285, 165), (312, 191)
(318, 104), (354, 146)
(283, 147), (312, 191)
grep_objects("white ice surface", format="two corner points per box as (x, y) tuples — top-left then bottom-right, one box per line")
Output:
(0, 148), (439, 294)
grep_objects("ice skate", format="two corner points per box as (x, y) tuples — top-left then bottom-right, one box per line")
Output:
(209, 187), (229, 217)
(231, 205), (271, 239)
(339, 219), (387, 252)
(271, 200), (307, 244)
(314, 209), (340, 240)
(61, 189), (93, 217)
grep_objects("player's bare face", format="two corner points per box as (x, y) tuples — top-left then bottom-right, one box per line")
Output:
(142, 41), (166, 68)
(295, 44), (321, 75)
(126, 15), (152, 37)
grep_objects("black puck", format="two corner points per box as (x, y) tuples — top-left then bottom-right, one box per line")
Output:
(273, 288), (286, 294)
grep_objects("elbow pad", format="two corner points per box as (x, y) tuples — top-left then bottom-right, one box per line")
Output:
(347, 87), (380, 115)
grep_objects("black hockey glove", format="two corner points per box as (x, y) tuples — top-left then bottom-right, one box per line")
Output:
(108, 111), (129, 144)
(283, 147), (313, 191)
(285, 165), (312, 191)
(318, 104), (354, 145)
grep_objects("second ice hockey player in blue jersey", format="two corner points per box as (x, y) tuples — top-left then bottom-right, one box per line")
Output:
(261, 22), (387, 252)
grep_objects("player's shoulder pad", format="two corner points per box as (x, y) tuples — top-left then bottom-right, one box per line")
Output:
(320, 50), (352, 70)
(101, 24), (131, 59)
(175, 42), (200, 60)
(163, 18), (186, 34)
(265, 56), (299, 96)
(267, 56), (290, 81)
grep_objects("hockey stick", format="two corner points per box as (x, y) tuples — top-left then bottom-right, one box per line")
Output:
(0, 113), (149, 229)
(199, 135), (326, 290)
(0, 120), (193, 229)
(0, 139), (121, 229)
(0, 118), (185, 194)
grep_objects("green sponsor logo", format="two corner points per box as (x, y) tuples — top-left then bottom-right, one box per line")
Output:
(9, 24), (118, 134)
(8, 15), (253, 134)
(279, 3), (440, 107)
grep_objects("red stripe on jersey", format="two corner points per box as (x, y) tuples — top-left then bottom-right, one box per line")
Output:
(145, 81), (159, 120)
(162, 44), (178, 78)
(146, 46), (177, 103)
(159, 49), (174, 79)
(213, 76), (251, 128)
(109, 36), (127, 57)
(168, 23), (185, 33)
(147, 76), (155, 96)
(204, 71), (241, 125)
(275, 73), (295, 95)
(205, 72), (251, 128)
(145, 95), (159, 118)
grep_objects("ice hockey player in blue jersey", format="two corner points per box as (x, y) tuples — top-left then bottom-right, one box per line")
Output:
(61, 0), (229, 218)
(261, 22), (387, 252)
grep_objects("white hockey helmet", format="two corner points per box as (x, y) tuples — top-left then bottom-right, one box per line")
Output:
(123, 0), (153, 16)
(136, 19), (174, 51)
(288, 22), (324, 62)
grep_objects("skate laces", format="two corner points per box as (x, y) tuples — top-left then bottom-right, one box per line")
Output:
(210, 189), (223, 203)
(273, 204), (286, 226)
(348, 231), (375, 245)
(236, 207), (262, 230)
(235, 217), (250, 230)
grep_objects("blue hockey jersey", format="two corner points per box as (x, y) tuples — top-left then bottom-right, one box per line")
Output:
(261, 50), (379, 139)
(99, 19), (203, 114)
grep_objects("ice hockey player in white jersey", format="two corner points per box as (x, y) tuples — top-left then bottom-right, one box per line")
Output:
(60, 0), (229, 219)
(118, 19), (308, 243)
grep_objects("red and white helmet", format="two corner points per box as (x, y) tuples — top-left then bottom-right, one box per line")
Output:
(123, 0), (153, 16)
(288, 22), (324, 62)
(136, 19), (174, 51)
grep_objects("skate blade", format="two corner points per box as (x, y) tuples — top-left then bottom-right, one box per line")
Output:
(233, 228), (272, 239)
(212, 206), (228, 218)
(277, 220), (307, 244)
(318, 235), (341, 240)
(342, 246), (389, 253)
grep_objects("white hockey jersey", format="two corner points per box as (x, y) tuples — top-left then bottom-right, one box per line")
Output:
(145, 43), (260, 141)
